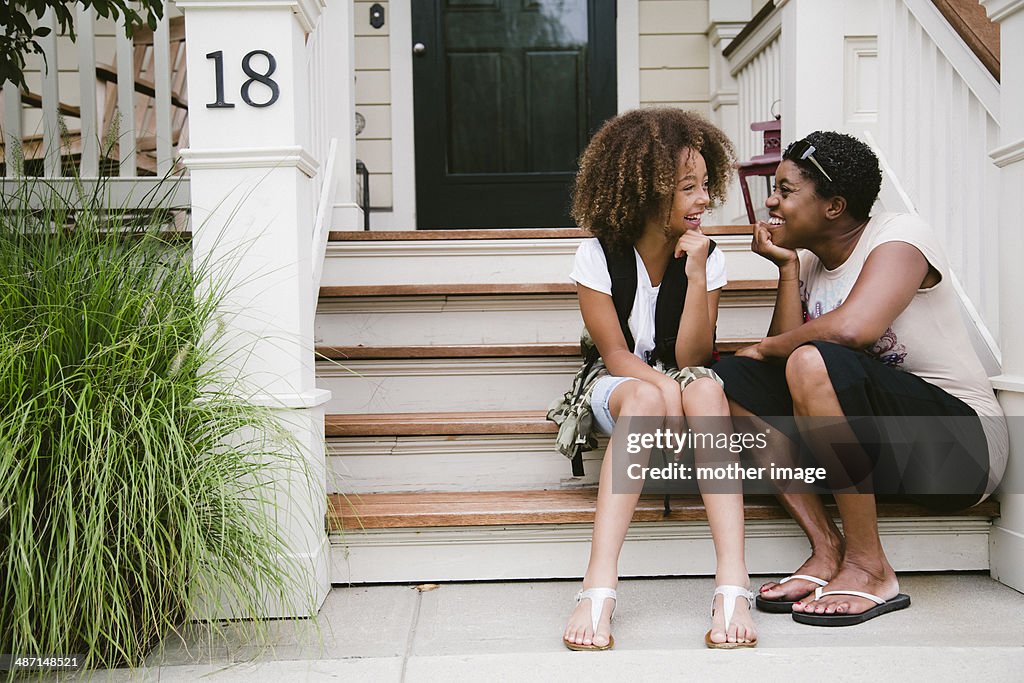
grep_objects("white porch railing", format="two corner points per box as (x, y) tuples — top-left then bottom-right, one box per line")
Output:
(719, 0), (1001, 364)
(0, 6), (188, 201)
(304, 5), (339, 290)
(306, 7), (330, 214)
(724, 4), (782, 221)
(877, 0), (1001, 350)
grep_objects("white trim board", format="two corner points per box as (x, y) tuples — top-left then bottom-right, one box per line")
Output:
(990, 524), (1024, 593)
(330, 516), (993, 583)
(904, 0), (999, 121)
(374, 0), (416, 230)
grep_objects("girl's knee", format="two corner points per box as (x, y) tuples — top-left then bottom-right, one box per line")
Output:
(785, 344), (830, 396)
(621, 380), (666, 416)
(681, 376), (727, 413)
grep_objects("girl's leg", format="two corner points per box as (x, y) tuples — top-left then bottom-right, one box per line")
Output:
(682, 377), (756, 645)
(563, 379), (666, 648)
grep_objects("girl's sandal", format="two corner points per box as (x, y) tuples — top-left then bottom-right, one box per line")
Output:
(563, 587), (617, 651)
(704, 585), (758, 649)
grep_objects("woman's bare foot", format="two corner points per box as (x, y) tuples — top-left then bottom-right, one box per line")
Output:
(792, 555), (899, 615)
(563, 590), (616, 648)
(759, 535), (843, 604)
(708, 588), (757, 645)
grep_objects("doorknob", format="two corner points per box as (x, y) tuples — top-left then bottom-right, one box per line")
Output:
(413, 42), (427, 55)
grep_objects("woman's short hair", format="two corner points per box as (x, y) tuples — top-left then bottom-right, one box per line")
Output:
(782, 131), (882, 221)
(572, 108), (736, 251)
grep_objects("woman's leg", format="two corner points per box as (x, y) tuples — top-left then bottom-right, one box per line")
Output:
(785, 345), (899, 615)
(682, 378), (755, 644)
(730, 398), (846, 603)
(563, 379), (666, 648)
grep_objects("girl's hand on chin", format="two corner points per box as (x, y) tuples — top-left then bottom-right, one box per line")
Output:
(675, 228), (710, 279)
(675, 228), (710, 259)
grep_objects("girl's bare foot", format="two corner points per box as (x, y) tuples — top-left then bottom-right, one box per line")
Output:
(708, 588), (757, 645)
(563, 590), (616, 649)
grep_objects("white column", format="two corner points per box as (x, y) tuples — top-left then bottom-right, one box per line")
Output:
(776, 0), (846, 143)
(706, 6), (748, 224)
(324, 0), (361, 230)
(982, 0), (1024, 593)
(177, 0), (331, 617)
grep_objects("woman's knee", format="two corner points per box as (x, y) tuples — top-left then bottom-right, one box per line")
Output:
(618, 380), (666, 416)
(785, 344), (830, 398)
(681, 376), (727, 414)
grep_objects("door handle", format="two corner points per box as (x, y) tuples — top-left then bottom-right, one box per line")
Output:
(413, 42), (427, 56)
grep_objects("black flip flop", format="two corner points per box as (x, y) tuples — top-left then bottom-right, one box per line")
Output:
(791, 588), (911, 626)
(755, 574), (828, 613)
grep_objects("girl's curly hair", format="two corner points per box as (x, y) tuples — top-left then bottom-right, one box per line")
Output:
(571, 108), (736, 250)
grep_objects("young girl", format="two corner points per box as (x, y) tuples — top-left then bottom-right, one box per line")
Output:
(557, 108), (756, 650)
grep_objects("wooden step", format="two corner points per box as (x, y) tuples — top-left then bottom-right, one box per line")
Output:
(326, 410), (555, 437)
(314, 290), (773, 347)
(317, 340), (760, 360)
(319, 227), (780, 288)
(319, 279), (778, 299)
(327, 489), (1000, 530)
(316, 356), (579, 414)
(315, 342), (762, 413)
(328, 226), (754, 241)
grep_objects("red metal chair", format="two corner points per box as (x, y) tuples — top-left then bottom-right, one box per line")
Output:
(737, 117), (782, 224)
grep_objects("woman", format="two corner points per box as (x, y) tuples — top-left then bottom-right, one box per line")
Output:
(714, 131), (1007, 625)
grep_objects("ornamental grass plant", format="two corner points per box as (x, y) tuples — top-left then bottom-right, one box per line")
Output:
(0, 177), (317, 675)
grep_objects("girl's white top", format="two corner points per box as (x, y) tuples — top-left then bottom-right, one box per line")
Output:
(570, 237), (727, 363)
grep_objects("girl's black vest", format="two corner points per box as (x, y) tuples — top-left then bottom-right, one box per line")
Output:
(588, 237), (718, 369)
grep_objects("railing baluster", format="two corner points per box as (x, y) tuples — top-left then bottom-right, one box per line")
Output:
(40, 8), (61, 177)
(3, 82), (24, 175)
(153, 16), (172, 175)
(116, 23), (137, 177)
(77, 5), (99, 176)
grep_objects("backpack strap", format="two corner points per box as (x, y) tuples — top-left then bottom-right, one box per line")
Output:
(569, 340), (602, 477)
(652, 240), (716, 368)
(597, 238), (638, 353)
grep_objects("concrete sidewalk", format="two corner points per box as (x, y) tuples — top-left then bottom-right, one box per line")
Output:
(58, 574), (1024, 682)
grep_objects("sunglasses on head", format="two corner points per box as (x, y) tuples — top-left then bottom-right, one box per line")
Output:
(787, 139), (834, 183)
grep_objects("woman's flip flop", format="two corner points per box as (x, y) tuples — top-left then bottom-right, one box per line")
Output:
(791, 587), (911, 626)
(755, 574), (828, 613)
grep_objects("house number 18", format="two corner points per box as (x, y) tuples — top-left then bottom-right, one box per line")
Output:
(205, 50), (280, 109)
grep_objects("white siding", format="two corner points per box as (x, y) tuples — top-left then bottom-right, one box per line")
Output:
(355, 0), (392, 209)
(639, 0), (711, 114)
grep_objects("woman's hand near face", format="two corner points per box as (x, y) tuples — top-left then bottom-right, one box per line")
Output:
(675, 228), (711, 281)
(752, 221), (798, 268)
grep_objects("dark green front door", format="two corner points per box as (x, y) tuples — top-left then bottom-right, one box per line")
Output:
(412, 0), (616, 229)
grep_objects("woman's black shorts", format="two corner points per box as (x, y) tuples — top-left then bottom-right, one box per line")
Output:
(713, 341), (989, 511)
